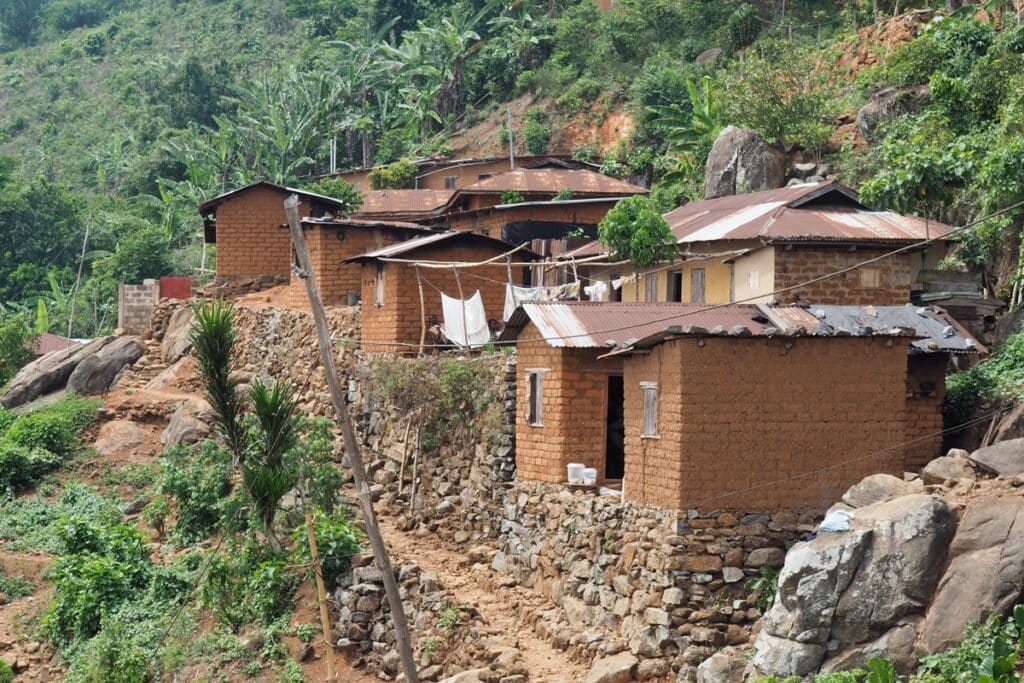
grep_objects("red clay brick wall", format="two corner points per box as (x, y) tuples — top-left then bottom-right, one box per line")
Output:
(360, 243), (530, 352)
(286, 225), (415, 308)
(215, 187), (309, 278)
(515, 323), (624, 482)
(904, 354), (948, 470)
(773, 246), (912, 305)
(623, 336), (908, 512)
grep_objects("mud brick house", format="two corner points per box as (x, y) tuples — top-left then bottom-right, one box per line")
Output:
(577, 181), (954, 306)
(198, 181), (351, 279)
(347, 232), (536, 353)
(334, 154), (601, 192)
(500, 301), (981, 512)
(284, 217), (432, 308)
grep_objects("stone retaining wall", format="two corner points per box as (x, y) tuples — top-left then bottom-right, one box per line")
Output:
(498, 481), (812, 674)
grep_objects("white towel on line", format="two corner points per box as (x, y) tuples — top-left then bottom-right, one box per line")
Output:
(442, 290), (491, 348)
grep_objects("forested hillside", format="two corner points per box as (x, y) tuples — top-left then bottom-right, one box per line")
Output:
(2, 0), (1024, 356)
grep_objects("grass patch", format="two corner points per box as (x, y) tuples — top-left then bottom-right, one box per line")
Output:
(0, 568), (34, 599)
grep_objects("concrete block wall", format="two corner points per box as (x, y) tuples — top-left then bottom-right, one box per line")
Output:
(622, 336), (909, 511)
(773, 246), (912, 305)
(118, 280), (159, 334)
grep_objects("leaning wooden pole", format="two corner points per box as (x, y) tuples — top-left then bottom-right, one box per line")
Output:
(285, 195), (420, 683)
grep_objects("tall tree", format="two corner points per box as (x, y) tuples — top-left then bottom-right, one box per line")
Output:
(0, 0), (45, 46)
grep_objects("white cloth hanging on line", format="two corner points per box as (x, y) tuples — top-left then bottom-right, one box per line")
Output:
(442, 290), (491, 348)
(584, 281), (610, 301)
(503, 282), (581, 320)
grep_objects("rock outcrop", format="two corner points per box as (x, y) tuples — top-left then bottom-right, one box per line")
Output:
(856, 85), (930, 143)
(752, 493), (956, 678)
(66, 336), (144, 396)
(703, 126), (786, 199)
(161, 306), (194, 364)
(1, 335), (144, 408)
(969, 439), (1024, 476)
(841, 473), (923, 508)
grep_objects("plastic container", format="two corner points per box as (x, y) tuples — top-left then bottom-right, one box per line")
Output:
(582, 467), (598, 486)
(567, 463), (585, 484)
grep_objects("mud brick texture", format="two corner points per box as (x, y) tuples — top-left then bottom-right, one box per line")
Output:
(213, 186), (311, 278)
(774, 245), (912, 305)
(360, 242), (530, 353)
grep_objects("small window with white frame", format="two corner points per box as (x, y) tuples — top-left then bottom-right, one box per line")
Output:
(526, 369), (546, 426)
(641, 382), (658, 437)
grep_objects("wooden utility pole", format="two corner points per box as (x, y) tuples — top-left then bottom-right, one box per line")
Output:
(285, 195), (420, 683)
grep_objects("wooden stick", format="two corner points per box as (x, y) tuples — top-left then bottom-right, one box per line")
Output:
(398, 418), (413, 497)
(285, 195), (420, 683)
(453, 265), (468, 351)
(410, 426), (421, 511)
(416, 265), (427, 355)
(305, 506), (336, 682)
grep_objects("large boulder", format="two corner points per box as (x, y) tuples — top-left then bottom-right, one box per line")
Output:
(820, 622), (919, 674)
(66, 336), (144, 396)
(703, 126), (786, 199)
(919, 496), (1024, 652)
(969, 439), (1024, 476)
(696, 651), (743, 683)
(95, 420), (150, 458)
(830, 495), (956, 643)
(922, 453), (976, 486)
(161, 399), (213, 447)
(1, 336), (115, 408)
(856, 85), (930, 143)
(161, 307), (194, 364)
(585, 652), (637, 683)
(841, 473), (923, 508)
(751, 528), (873, 676)
(753, 494), (955, 679)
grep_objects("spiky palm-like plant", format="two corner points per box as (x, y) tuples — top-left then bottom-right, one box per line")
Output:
(190, 299), (246, 464)
(244, 379), (300, 553)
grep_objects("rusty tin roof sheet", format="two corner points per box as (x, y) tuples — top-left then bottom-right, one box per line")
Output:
(197, 180), (349, 214)
(301, 216), (430, 231)
(498, 302), (775, 348)
(353, 189), (459, 219)
(345, 231), (537, 262)
(462, 169), (647, 196)
(665, 181), (955, 243)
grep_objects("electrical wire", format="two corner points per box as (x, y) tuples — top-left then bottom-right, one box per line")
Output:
(345, 196), (1024, 351)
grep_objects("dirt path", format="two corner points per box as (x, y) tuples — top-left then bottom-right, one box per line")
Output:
(0, 552), (59, 681)
(379, 517), (585, 683)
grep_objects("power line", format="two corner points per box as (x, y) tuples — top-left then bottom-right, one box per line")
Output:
(346, 196), (1024, 351)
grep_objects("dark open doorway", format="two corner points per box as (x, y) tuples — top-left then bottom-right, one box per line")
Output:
(605, 375), (625, 480)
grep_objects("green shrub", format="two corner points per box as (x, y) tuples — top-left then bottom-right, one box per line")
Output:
(291, 509), (363, 587)
(874, 34), (943, 88)
(5, 395), (100, 456)
(0, 315), (33, 388)
(0, 567), (34, 599)
(0, 407), (14, 434)
(500, 190), (524, 204)
(556, 77), (602, 112)
(200, 539), (298, 631)
(0, 483), (121, 553)
(522, 106), (551, 155)
(945, 332), (1024, 427)
(368, 158), (417, 189)
(302, 177), (363, 213)
(158, 440), (233, 544)
(44, 519), (153, 649)
(0, 661), (11, 683)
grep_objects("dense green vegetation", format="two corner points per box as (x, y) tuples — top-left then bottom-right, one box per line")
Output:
(2, 0), (1023, 358)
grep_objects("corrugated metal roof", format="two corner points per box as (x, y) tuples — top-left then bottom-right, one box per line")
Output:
(302, 216), (430, 230)
(353, 189), (458, 219)
(34, 333), (81, 356)
(197, 180), (349, 214)
(498, 302), (775, 348)
(462, 169), (647, 196)
(761, 304), (985, 354)
(346, 231), (536, 262)
(665, 181), (956, 243)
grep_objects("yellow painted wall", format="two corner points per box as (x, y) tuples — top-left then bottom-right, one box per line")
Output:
(677, 258), (732, 304)
(732, 247), (776, 303)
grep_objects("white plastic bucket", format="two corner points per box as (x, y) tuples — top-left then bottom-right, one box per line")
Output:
(582, 468), (598, 486)
(567, 463), (585, 484)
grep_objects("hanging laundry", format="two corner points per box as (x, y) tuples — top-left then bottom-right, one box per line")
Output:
(503, 282), (582, 320)
(584, 281), (609, 301)
(611, 277), (624, 290)
(442, 290), (491, 348)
